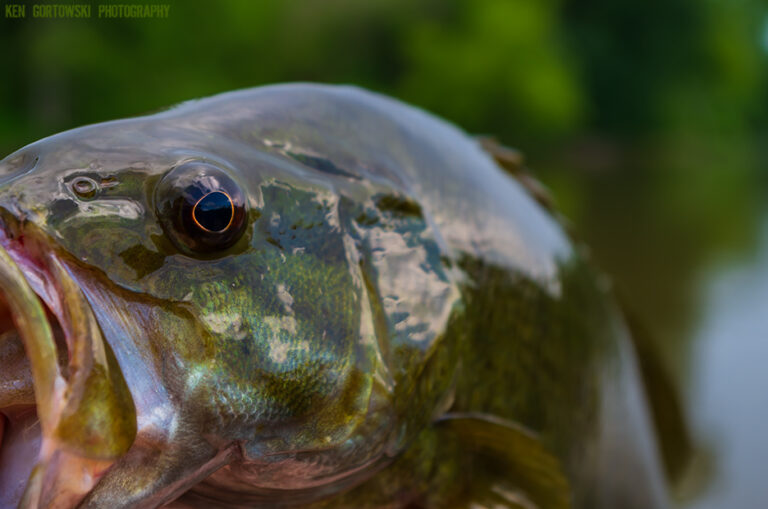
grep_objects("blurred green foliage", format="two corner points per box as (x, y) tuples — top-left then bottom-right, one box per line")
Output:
(2, 0), (764, 151)
(0, 0), (767, 361)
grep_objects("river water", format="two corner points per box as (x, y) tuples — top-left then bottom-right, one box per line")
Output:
(685, 214), (768, 508)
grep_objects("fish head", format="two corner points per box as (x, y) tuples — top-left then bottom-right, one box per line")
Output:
(0, 86), (462, 505)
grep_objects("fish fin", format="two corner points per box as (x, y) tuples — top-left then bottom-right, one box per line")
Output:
(476, 136), (526, 173)
(433, 412), (572, 509)
(621, 305), (697, 492)
(476, 136), (555, 212)
(78, 433), (236, 509)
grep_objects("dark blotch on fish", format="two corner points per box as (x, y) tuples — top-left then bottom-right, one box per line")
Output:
(287, 151), (361, 180)
(118, 245), (166, 280)
(374, 193), (423, 218)
(49, 199), (79, 221)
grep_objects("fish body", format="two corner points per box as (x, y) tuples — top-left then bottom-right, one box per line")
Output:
(0, 85), (674, 508)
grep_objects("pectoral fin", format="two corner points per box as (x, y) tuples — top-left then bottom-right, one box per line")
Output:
(434, 412), (572, 509)
(250, 413), (570, 509)
(622, 308), (695, 487)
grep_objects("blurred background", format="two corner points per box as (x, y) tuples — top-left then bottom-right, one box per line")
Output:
(1, 0), (767, 506)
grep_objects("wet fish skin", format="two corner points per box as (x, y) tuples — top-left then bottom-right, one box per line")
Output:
(0, 84), (671, 508)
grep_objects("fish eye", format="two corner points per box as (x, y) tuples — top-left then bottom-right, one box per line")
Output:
(155, 161), (247, 253)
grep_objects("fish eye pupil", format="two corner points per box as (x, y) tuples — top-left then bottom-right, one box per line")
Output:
(192, 191), (234, 233)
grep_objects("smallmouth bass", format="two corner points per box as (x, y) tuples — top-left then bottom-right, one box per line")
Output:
(0, 85), (689, 508)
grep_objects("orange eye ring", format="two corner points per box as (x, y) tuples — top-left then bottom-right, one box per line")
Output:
(191, 191), (235, 233)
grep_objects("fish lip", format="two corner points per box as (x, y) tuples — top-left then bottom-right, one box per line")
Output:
(0, 209), (72, 431)
(0, 208), (137, 507)
(0, 210), (69, 506)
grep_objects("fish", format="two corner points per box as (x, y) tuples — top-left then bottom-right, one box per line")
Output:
(0, 84), (691, 508)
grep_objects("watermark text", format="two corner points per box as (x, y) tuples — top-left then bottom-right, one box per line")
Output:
(4, 3), (171, 19)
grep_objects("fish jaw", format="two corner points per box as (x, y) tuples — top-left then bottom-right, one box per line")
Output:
(0, 216), (136, 508)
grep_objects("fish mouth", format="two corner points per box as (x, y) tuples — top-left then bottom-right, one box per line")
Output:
(0, 211), (136, 508)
